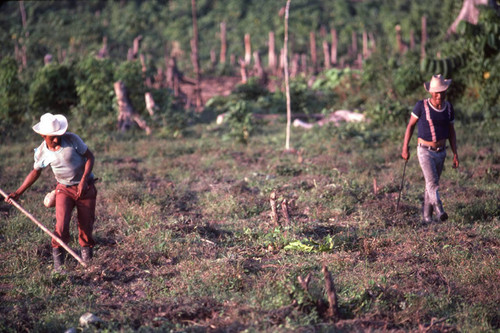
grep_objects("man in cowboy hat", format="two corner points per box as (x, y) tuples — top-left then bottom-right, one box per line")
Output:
(401, 74), (459, 223)
(4, 113), (97, 271)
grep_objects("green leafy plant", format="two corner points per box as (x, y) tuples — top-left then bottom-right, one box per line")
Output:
(224, 100), (255, 144)
(0, 56), (27, 134)
(114, 60), (146, 116)
(74, 55), (116, 118)
(29, 63), (78, 114)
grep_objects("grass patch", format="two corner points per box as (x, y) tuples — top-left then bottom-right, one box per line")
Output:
(0, 121), (498, 331)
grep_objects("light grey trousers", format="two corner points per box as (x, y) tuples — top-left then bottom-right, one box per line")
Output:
(417, 145), (446, 208)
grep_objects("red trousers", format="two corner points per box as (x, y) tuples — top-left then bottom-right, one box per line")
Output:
(52, 182), (97, 248)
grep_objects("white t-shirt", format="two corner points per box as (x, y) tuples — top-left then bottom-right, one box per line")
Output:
(34, 132), (93, 186)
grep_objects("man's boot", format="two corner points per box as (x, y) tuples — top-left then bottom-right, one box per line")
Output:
(433, 201), (448, 222)
(52, 247), (65, 271)
(422, 192), (434, 224)
(422, 201), (434, 224)
(81, 247), (93, 264)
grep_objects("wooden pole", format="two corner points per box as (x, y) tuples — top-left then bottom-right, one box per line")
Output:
(322, 40), (331, 69)
(244, 33), (252, 65)
(220, 22), (227, 64)
(191, 0), (202, 109)
(309, 31), (317, 73)
(279, 48), (285, 77)
(284, 0), (292, 151)
(290, 53), (299, 78)
(132, 35), (143, 60)
(270, 191), (278, 225)
(351, 31), (357, 57)
(18, 1), (28, 69)
(362, 30), (369, 59)
(0, 188), (87, 267)
(281, 199), (290, 225)
(239, 58), (248, 84)
(421, 16), (427, 59)
(268, 31), (277, 74)
(330, 29), (337, 66)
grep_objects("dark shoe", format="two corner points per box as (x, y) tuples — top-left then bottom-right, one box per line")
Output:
(81, 247), (93, 263)
(422, 200), (434, 224)
(52, 247), (65, 271)
(434, 202), (448, 221)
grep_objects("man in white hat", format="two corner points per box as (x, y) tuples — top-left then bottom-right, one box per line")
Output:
(4, 113), (97, 271)
(401, 74), (459, 223)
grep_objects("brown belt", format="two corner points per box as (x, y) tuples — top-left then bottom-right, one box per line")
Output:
(418, 143), (446, 152)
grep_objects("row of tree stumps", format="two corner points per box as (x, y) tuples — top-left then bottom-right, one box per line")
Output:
(33, 5), (433, 136)
(108, 14), (426, 135)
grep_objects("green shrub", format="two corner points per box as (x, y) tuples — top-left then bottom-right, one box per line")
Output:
(393, 51), (423, 97)
(224, 100), (255, 144)
(149, 88), (189, 136)
(29, 63), (78, 114)
(74, 55), (116, 118)
(0, 56), (28, 134)
(114, 60), (146, 116)
(364, 99), (411, 125)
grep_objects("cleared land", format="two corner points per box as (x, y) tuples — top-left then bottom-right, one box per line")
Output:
(0, 119), (498, 332)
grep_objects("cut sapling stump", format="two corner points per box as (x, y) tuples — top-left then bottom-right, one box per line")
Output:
(270, 191), (278, 225)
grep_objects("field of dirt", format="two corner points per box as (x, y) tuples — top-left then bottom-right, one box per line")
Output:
(1, 117), (499, 332)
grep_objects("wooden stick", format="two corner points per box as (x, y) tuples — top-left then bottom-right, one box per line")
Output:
(309, 31), (317, 73)
(330, 29), (337, 66)
(281, 199), (290, 225)
(396, 160), (408, 212)
(270, 191), (279, 225)
(0, 188), (87, 267)
(220, 22), (227, 64)
(244, 33), (252, 65)
(322, 40), (331, 69)
(322, 264), (339, 320)
(421, 16), (427, 59)
(268, 31), (276, 74)
(284, 0), (292, 150)
(191, 0), (203, 110)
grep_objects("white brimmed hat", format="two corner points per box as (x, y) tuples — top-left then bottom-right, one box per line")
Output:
(424, 74), (452, 93)
(32, 113), (68, 136)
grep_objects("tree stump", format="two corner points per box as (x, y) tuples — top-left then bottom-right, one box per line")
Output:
(270, 191), (278, 225)
(322, 264), (339, 321)
(114, 81), (151, 135)
(244, 33), (252, 66)
(281, 199), (290, 225)
(330, 29), (338, 66)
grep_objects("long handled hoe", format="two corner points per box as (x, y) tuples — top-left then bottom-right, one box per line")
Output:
(0, 188), (87, 268)
(396, 160), (408, 213)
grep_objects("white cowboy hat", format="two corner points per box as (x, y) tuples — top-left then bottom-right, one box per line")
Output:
(32, 113), (68, 136)
(424, 74), (452, 93)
